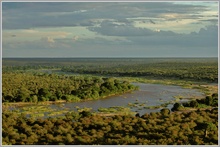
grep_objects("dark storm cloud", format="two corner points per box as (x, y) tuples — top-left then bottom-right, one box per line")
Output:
(126, 25), (218, 48)
(2, 2), (216, 29)
(2, 2), (93, 29)
(85, 24), (218, 49)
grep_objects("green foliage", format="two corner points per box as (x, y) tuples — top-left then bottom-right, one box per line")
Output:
(182, 93), (218, 109)
(79, 111), (92, 118)
(2, 107), (218, 145)
(2, 58), (218, 145)
(2, 73), (137, 103)
(160, 108), (170, 116)
(190, 100), (199, 108)
(171, 103), (183, 111)
(3, 58), (218, 83)
(31, 95), (38, 103)
(211, 93), (218, 99)
(59, 58), (218, 83)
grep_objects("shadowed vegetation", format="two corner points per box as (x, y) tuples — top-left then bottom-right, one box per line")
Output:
(2, 103), (218, 145)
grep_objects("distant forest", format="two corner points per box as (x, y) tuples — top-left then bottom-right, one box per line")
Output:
(3, 58), (218, 82)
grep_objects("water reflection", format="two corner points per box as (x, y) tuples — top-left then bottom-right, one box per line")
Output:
(50, 83), (205, 115)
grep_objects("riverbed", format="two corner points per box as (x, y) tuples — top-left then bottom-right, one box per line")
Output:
(6, 69), (208, 116)
(47, 82), (204, 116)
(9, 82), (205, 117)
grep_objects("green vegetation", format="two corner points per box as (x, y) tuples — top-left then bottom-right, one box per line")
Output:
(97, 106), (135, 116)
(2, 58), (218, 145)
(3, 58), (218, 83)
(171, 93), (218, 111)
(2, 102), (218, 145)
(4, 105), (71, 119)
(2, 72), (138, 103)
(60, 58), (218, 83)
(126, 100), (172, 110)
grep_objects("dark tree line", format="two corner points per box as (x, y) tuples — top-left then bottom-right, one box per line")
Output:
(61, 62), (217, 82)
(171, 93), (218, 111)
(3, 58), (218, 82)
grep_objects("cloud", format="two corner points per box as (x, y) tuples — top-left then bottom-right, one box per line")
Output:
(2, 25), (217, 58)
(88, 20), (153, 36)
(72, 36), (79, 41)
(86, 24), (218, 53)
(3, 36), (67, 51)
(2, 2), (217, 29)
(200, 19), (218, 24)
(88, 20), (177, 37)
(2, 2), (218, 57)
(149, 19), (156, 24)
(45, 37), (55, 43)
(3, 29), (70, 40)
(73, 10), (87, 13)
(125, 25), (218, 48)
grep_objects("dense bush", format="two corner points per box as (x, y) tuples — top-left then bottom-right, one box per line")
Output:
(2, 107), (218, 145)
(171, 93), (218, 111)
(60, 58), (218, 82)
(2, 73), (138, 103)
(3, 58), (218, 82)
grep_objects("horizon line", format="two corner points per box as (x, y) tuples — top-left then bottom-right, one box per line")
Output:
(2, 57), (218, 59)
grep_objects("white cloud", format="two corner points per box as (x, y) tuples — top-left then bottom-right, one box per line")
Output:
(72, 36), (79, 41)
(2, 29), (70, 42)
(73, 9), (87, 13)
(155, 29), (160, 32)
(89, 20), (177, 37)
(22, 29), (39, 33)
(45, 37), (55, 43)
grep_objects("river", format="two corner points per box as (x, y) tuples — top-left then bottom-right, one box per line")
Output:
(11, 69), (206, 116)
(47, 82), (205, 116)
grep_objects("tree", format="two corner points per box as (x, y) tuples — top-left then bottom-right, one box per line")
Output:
(38, 88), (48, 97)
(205, 96), (213, 106)
(211, 93), (218, 99)
(160, 108), (170, 116)
(171, 103), (182, 111)
(135, 113), (140, 117)
(31, 95), (38, 103)
(190, 100), (198, 108)
(38, 88), (51, 101)
(195, 122), (217, 138)
(79, 111), (92, 118)
(17, 87), (31, 102)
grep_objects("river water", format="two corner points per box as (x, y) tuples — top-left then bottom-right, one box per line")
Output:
(49, 82), (205, 115)
(11, 69), (206, 116)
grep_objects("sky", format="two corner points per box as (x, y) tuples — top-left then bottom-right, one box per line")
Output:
(1, 1), (219, 58)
